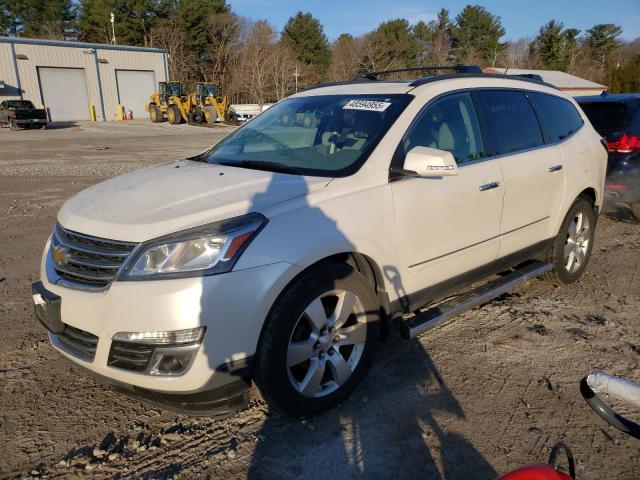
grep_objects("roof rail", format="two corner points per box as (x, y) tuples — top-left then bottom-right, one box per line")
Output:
(355, 65), (482, 81)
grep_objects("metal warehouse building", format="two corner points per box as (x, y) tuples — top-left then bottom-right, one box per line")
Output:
(0, 37), (168, 121)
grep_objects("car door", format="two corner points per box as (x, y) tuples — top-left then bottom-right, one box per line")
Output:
(391, 91), (504, 305)
(476, 90), (566, 258)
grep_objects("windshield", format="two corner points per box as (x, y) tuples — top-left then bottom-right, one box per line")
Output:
(579, 101), (638, 132)
(201, 94), (412, 177)
(4, 100), (35, 109)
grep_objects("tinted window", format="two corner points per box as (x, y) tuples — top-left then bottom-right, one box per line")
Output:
(578, 100), (638, 132)
(4, 100), (35, 109)
(478, 90), (544, 155)
(402, 92), (485, 164)
(530, 92), (583, 142)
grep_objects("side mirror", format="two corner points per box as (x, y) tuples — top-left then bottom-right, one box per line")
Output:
(403, 146), (458, 177)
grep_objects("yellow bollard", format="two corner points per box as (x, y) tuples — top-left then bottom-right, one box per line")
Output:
(118, 104), (124, 121)
(90, 105), (96, 122)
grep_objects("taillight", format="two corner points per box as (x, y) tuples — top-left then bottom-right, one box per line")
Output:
(607, 134), (640, 153)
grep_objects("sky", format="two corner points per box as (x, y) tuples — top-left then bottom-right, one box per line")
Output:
(229, 0), (640, 42)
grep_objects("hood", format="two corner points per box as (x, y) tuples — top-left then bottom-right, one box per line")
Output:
(58, 160), (330, 242)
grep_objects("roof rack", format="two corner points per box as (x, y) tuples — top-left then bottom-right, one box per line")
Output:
(356, 65), (482, 81)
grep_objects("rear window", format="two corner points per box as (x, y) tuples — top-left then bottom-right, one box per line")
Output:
(477, 90), (544, 155)
(578, 101), (638, 132)
(529, 92), (583, 143)
(3, 100), (35, 109)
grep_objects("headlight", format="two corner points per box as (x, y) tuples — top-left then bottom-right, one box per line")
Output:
(120, 213), (267, 280)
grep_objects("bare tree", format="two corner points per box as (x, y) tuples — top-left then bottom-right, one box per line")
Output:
(231, 20), (277, 106)
(151, 17), (195, 85)
(205, 12), (242, 93)
(328, 34), (362, 81)
(271, 43), (297, 100)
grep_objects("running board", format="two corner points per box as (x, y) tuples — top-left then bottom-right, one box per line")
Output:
(399, 261), (553, 340)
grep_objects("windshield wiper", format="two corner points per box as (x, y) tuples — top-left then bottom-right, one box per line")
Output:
(220, 160), (303, 175)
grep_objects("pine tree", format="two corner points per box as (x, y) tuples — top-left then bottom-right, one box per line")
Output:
(452, 5), (505, 66)
(281, 11), (331, 77)
(585, 23), (622, 72)
(532, 20), (580, 71)
(177, 0), (230, 61)
(22, 0), (76, 40)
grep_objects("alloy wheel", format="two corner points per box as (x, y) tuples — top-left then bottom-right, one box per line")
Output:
(564, 211), (591, 274)
(287, 289), (367, 398)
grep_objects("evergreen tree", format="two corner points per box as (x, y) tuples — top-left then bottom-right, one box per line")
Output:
(22, 0), (76, 39)
(177, 0), (229, 60)
(281, 11), (331, 76)
(452, 5), (505, 66)
(585, 23), (622, 71)
(532, 20), (580, 71)
(79, 0), (172, 45)
(0, 0), (28, 36)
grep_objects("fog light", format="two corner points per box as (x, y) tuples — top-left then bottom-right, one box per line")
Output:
(112, 327), (206, 345)
(148, 345), (200, 376)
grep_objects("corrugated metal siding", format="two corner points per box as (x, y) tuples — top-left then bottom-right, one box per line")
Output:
(0, 40), (166, 121)
(97, 49), (166, 120)
(0, 43), (20, 99)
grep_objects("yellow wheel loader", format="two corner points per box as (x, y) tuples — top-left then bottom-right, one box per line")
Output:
(146, 82), (229, 126)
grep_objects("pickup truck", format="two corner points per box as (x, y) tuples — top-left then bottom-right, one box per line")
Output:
(0, 100), (48, 130)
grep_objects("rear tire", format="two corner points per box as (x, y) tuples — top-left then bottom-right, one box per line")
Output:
(545, 197), (596, 285)
(149, 105), (162, 123)
(631, 203), (640, 222)
(167, 105), (183, 125)
(203, 106), (217, 124)
(189, 109), (204, 124)
(255, 263), (380, 417)
(225, 111), (238, 126)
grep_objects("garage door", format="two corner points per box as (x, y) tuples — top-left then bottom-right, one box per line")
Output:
(38, 67), (90, 121)
(116, 70), (155, 119)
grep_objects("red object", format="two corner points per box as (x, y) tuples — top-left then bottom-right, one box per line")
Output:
(605, 182), (629, 191)
(607, 134), (640, 153)
(497, 464), (573, 480)
(9, 111), (16, 118)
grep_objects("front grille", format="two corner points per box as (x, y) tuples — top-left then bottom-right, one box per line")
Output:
(108, 341), (154, 372)
(52, 224), (138, 289)
(56, 325), (99, 361)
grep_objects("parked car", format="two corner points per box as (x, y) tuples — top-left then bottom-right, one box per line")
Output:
(0, 100), (48, 130)
(32, 67), (607, 417)
(577, 93), (640, 220)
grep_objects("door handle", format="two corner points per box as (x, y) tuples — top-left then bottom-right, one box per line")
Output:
(479, 181), (500, 191)
(548, 165), (563, 172)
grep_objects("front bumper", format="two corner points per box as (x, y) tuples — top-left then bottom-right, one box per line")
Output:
(37, 237), (301, 407)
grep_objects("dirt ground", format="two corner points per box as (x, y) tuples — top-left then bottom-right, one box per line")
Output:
(1, 121), (639, 479)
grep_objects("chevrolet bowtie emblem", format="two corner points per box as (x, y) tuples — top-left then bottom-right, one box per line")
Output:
(52, 245), (71, 266)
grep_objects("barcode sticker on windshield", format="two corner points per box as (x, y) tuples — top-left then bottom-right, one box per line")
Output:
(343, 100), (391, 112)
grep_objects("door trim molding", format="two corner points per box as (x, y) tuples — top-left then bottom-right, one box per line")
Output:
(408, 216), (549, 269)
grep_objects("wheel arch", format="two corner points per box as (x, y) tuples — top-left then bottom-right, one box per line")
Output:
(254, 251), (392, 366)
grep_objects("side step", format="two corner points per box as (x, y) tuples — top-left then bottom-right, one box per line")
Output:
(399, 261), (553, 340)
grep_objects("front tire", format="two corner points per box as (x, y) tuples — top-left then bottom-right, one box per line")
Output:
(149, 105), (162, 123)
(545, 197), (596, 285)
(167, 105), (183, 125)
(255, 263), (380, 417)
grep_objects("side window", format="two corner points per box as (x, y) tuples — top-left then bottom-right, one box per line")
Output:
(529, 92), (584, 143)
(477, 90), (544, 155)
(403, 92), (485, 164)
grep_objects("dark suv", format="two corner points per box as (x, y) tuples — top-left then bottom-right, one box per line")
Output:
(577, 93), (640, 220)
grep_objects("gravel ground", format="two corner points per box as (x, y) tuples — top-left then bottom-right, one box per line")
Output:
(1, 121), (639, 479)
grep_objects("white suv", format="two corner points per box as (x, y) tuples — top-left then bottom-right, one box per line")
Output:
(33, 67), (607, 417)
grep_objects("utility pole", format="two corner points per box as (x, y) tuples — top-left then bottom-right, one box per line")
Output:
(110, 12), (116, 45)
(294, 64), (299, 93)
